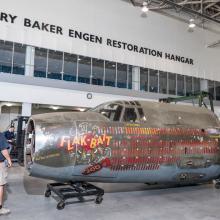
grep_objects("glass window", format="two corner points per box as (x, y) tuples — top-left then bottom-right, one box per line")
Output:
(92, 58), (104, 85)
(105, 61), (116, 87)
(138, 108), (147, 122)
(63, 53), (77, 82)
(117, 63), (127, 88)
(140, 68), (148, 91)
(123, 108), (138, 122)
(0, 40), (13, 74)
(149, 69), (158, 93)
(193, 77), (200, 93)
(47, 50), (63, 80)
(93, 102), (123, 121)
(34, 48), (47, 78)
(215, 81), (220, 101)
(208, 80), (215, 99)
(177, 75), (185, 96)
(78, 55), (91, 84)
(159, 71), (167, 94)
(128, 65), (132, 89)
(186, 76), (193, 96)
(12, 43), (26, 75)
(168, 72), (176, 95)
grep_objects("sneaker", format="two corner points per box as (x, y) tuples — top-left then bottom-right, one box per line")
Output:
(0, 207), (10, 215)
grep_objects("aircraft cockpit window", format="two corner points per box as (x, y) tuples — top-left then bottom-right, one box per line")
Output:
(138, 108), (147, 122)
(123, 108), (138, 122)
(134, 101), (141, 106)
(129, 101), (136, 106)
(95, 103), (123, 121)
(115, 101), (123, 105)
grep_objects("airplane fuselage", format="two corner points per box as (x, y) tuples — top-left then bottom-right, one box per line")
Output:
(24, 101), (220, 184)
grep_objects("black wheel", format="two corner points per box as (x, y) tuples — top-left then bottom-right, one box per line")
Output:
(57, 201), (65, 210)
(78, 196), (84, 202)
(45, 190), (51, 197)
(95, 196), (103, 204)
(215, 183), (220, 189)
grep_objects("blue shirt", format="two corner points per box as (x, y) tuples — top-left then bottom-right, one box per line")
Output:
(0, 133), (9, 162)
(4, 130), (15, 140)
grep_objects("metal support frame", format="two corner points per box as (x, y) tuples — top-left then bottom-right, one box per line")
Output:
(159, 91), (215, 112)
(129, 0), (220, 25)
(9, 116), (29, 164)
(161, 0), (220, 24)
(45, 182), (105, 210)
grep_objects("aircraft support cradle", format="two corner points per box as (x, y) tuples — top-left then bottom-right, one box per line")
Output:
(45, 182), (104, 210)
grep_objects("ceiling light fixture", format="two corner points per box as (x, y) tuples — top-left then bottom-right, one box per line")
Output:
(142, 2), (149, 13)
(189, 19), (196, 28)
(78, 108), (86, 112)
(50, 106), (59, 110)
(5, 103), (13, 107)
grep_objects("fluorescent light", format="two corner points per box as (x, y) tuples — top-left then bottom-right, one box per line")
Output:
(142, 5), (149, 12)
(189, 19), (196, 28)
(5, 103), (13, 107)
(142, 2), (149, 13)
(50, 106), (59, 110)
(79, 108), (85, 112)
(189, 23), (196, 28)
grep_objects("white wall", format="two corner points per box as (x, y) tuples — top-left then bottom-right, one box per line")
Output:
(0, 82), (150, 108)
(0, 0), (219, 80)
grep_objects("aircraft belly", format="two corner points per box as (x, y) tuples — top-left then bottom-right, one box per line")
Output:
(29, 163), (220, 184)
(27, 116), (220, 184)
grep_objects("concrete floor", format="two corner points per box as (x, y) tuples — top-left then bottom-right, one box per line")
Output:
(3, 164), (220, 220)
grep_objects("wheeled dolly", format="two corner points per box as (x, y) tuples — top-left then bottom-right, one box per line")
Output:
(214, 179), (220, 189)
(44, 182), (104, 210)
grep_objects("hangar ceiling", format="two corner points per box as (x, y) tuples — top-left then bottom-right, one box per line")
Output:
(123, 0), (220, 35)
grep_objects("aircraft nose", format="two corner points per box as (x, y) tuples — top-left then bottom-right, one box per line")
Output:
(24, 112), (78, 171)
(24, 118), (35, 171)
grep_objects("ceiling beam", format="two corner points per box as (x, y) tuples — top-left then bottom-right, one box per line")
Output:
(211, 11), (220, 18)
(160, 0), (220, 24)
(207, 39), (220, 47)
(130, 0), (136, 6)
(204, 2), (217, 10)
(176, 0), (220, 5)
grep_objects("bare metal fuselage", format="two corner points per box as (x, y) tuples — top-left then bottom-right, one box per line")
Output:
(24, 101), (220, 184)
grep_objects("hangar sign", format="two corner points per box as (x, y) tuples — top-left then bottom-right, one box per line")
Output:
(0, 11), (194, 65)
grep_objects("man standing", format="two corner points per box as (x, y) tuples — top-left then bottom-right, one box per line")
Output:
(0, 132), (12, 215)
(4, 125), (15, 147)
